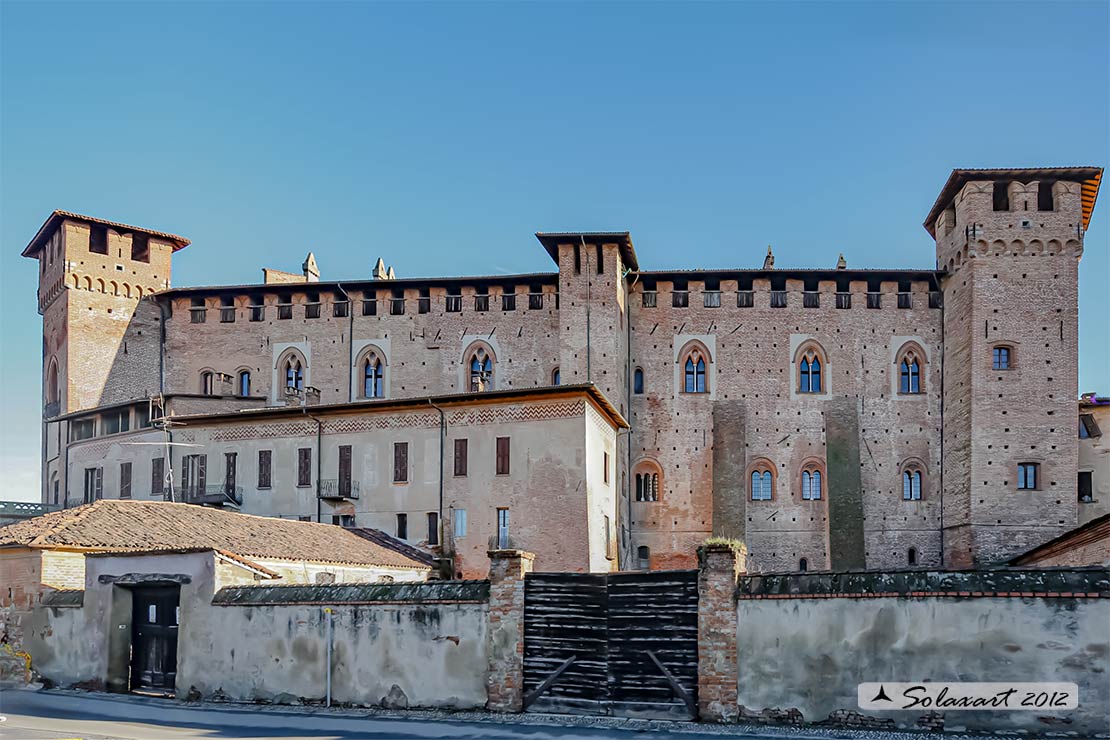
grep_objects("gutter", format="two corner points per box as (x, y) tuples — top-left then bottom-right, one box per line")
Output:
(337, 283), (354, 403)
(428, 399), (446, 576)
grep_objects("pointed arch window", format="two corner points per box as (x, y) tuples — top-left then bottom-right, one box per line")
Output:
(284, 356), (304, 391)
(798, 354), (822, 393)
(896, 343), (925, 394)
(363, 354), (384, 398)
(683, 350), (707, 394)
(469, 347), (494, 392)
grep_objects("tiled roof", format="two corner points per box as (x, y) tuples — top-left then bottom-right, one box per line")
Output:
(21, 210), (191, 258)
(0, 500), (430, 571)
(347, 528), (436, 567)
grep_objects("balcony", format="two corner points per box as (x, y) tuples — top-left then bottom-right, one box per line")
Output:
(318, 479), (360, 500)
(182, 484), (243, 507)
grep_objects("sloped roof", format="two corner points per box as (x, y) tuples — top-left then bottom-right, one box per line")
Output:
(0, 500), (429, 571)
(1008, 514), (1110, 567)
(21, 210), (191, 258)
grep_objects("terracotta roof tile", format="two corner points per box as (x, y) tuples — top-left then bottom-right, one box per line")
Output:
(0, 500), (429, 571)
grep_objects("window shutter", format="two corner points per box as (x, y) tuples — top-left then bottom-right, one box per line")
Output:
(152, 457), (164, 495)
(197, 455), (207, 492)
(496, 437), (510, 475)
(298, 448), (311, 487)
(454, 439), (467, 476)
(120, 463), (132, 499)
(259, 450), (272, 488)
(95, 467), (103, 499)
(394, 442), (408, 482)
(339, 445), (352, 494)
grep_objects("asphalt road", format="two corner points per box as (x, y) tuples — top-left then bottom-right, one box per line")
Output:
(0, 690), (737, 740)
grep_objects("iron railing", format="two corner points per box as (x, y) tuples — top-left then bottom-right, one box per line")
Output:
(318, 479), (360, 500)
(182, 484), (243, 507)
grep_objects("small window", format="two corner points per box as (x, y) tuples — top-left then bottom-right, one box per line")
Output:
(220, 296), (236, 323)
(899, 354), (922, 394)
(750, 468), (773, 501)
(993, 346), (1012, 370)
(119, 462), (132, 499)
(445, 292), (462, 313)
(389, 290), (405, 315)
(528, 287), (544, 310)
(305, 293), (322, 319)
(501, 292), (516, 311)
(249, 298), (265, 322)
(1079, 414), (1101, 439)
(633, 368), (644, 394)
(297, 448), (312, 487)
(469, 347), (493, 392)
(637, 545), (650, 570)
(902, 469), (923, 500)
(224, 452), (237, 493)
(333, 299), (350, 318)
(672, 280), (689, 308)
(635, 471), (660, 502)
(277, 301), (293, 320)
(1017, 462), (1039, 490)
(907, 547), (918, 566)
(258, 450), (272, 489)
(454, 508), (468, 537)
(427, 512), (440, 546)
(131, 234), (150, 263)
(362, 295), (378, 316)
(190, 297), (207, 324)
(418, 288), (431, 314)
(496, 437), (510, 475)
(362, 353), (384, 399)
(237, 371), (251, 397)
(474, 292), (490, 312)
(1078, 471), (1093, 503)
(396, 513), (408, 540)
(801, 468), (822, 500)
(89, 225), (108, 254)
(284, 355), (305, 391)
(394, 442), (409, 483)
(993, 181), (1010, 211)
(496, 508), (510, 549)
(201, 371), (214, 395)
(453, 438), (468, 477)
(642, 290), (657, 308)
(603, 452), (610, 485)
(798, 558), (808, 572)
(604, 514), (614, 558)
(552, 367), (560, 386)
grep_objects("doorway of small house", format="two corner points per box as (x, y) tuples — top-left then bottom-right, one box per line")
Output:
(129, 585), (180, 695)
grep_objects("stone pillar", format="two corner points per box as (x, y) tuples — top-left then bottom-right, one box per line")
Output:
(697, 541), (745, 722)
(485, 549), (535, 712)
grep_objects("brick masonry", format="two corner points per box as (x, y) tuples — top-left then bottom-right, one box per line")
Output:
(484, 549), (534, 712)
(697, 542), (745, 722)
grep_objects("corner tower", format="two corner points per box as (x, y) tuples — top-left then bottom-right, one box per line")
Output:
(23, 211), (189, 502)
(926, 167), (1102, 566)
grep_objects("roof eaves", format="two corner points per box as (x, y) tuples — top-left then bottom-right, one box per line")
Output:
(21, 210), (191, 258)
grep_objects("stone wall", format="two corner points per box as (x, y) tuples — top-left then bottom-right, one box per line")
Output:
(730, 568), (1110, 734)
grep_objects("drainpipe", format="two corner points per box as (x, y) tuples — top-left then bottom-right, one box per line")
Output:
(324, 607), (333, 707)
(428, 399), (446, 576)
(583, 236), (592, 383)
(304, 410), (324, 523)
(337, 283), (354, 403)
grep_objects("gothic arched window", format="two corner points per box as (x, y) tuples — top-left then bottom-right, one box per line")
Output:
(363, 354), (384, 398)
(469, 347), (494, 392)
(902, 468), (923, 501)
(683, 350), (707, 393)
(284, 356), (305, 391)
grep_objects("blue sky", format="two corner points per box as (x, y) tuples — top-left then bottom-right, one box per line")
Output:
(1, 1), (1107, 501)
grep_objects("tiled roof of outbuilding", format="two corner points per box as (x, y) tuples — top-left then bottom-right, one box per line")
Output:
(0, 500), (430, 571)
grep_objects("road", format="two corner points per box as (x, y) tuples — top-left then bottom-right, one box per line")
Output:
(0, 690), (746, 740)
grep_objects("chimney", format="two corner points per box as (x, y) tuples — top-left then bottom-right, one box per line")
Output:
(372, 257), (389, 280)
(302, 252), (320, 282)
(836, 253), (847, 270)
(762, 246), (775, 270)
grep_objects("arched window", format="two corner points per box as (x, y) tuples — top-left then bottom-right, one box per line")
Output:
(46, 359), (59, 404)
(633, 367), (644, 394)
(896, 343), (925, 394)
(284, 356), (304, 391)
(237, 370), (251, 397)
(907, 547), (918, 566)
(552, 367), (560, 386)
(750, 462), (774, 501)
(201, 371), (214, 395)
(902, 468), (923, 500)
(797, 346), (823, 394)
(637, 546), (651, 570)
(363, 354), (384, 398)
(799, 558), (808, 572)
(468, 346), (494, 392)
(683, 350), (707, 393)
(633, 461), (662, 502)
(801, 467), (823, 500)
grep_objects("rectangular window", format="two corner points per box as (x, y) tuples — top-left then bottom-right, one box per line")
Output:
(454, 508), (467, 537)
(445, 293), (462, 312)
(1017, 462), (1039, 490)
(277, 302), (293, 320)
(390, 292), (405, 315)
(1078, 471), (1093, 503)
(642, 290), (657, 308)
(992, 347), (1011, 370)
(83, 467), (103, 503)
(182, 454), (207, 497)
(119, 462), (132, 499)
(1038, 181), (1055, 211)
(135, 404), (151, 429)
(333, 300), (349, 318)
(396, 512), (408, 540)
(672, 290), (689, 308)
(258, 450), (272, 489)
(249, 300), (265, 321)
(501, 293), (516, 311)
(225, 452), (237, 492)
(737, 291), (754, 308)
(474, 293), (490, 312)
(603, 452), (610, 484)
(190, 298), (207, 324)
(71, 418), (96, 441)
(297, 448), (312, 487)
(770, 291), (788, 308)
(703, 291), (721, 308)
(152, 457), (164, 495)
(993, 181), (1010, 211)
(102, 409), (130, 435)
(495, 437), (510, 476)
(393, 442), (408, 483)
(305, 300), (321, 319)
(362, 295), (377, 316)
(605, 515), (614, 559)
(338, 445), (352, 496)
(427, 512), (439, 546)
(803, 291), (820, 308)
(496, 508), (510, 549)
(220, 298), (236, 323)
(418, 288), (431, 314)
(835, 292), (852, 309)
(866, 292), (882, 309)
(88, 225), (108, 254)
(529, 291), (544, 310)
(453, 438), (468, 476)
(897, 292), (912, 309)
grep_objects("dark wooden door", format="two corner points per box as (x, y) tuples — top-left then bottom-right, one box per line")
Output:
(522, 570), (699, 719)
(130, 586), (180, 693)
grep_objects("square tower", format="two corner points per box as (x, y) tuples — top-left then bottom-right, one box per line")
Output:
(925, 167), (1102, 566)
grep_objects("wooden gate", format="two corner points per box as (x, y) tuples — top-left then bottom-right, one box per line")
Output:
(130, 585), (180, 694)
(522, 570), (699, 719)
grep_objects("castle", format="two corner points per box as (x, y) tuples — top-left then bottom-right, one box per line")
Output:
(23, 166), (1104, 577)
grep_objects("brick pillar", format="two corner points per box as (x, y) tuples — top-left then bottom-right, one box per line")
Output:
(485, 548), (535, 712)
(697, 541), (745, 722)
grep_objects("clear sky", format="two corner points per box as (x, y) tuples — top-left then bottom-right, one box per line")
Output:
(1, 1), (1107, 502)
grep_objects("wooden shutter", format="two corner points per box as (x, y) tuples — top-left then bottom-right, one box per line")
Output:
(94, 467), (103, 500)
(197, 455), (207, 492)
(394, 442), (408, 482)
(258, 450), (272, 488)
(225, 453), (237, 491)
(298, 448), (311, 487)
(339, 445), (352, 495)
(152, 457), (164, 494)
(454, 439), (468, 476)
(120, 463), (132, 499)
(496, 437), (510, 475)
(427, 512), (439, 546)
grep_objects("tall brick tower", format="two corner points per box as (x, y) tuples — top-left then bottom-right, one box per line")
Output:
(926, 167), (1102, 566)
(22, 211), (189, 502)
